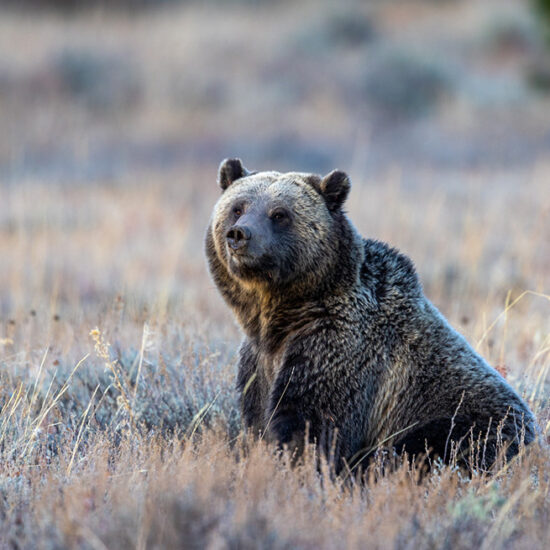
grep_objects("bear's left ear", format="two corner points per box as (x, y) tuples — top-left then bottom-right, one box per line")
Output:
(217, 158), (251, 191)
(319, 170), (351, 212)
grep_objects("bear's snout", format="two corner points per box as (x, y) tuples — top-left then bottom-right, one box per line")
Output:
(226, 225), (251, 252)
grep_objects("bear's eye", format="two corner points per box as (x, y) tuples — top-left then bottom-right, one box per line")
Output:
(233, 206), (243, 218)
(271, 209), (289, 223)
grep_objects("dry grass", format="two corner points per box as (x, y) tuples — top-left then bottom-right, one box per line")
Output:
(1, 168), (549, 549)
(1, 0), (550, 548)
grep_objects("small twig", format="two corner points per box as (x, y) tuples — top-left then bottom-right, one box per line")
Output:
(187, 390), (222, 441)
(445, 391), (465, 462)
(67, 384), (100, 476)
(261, 366), (295, 440)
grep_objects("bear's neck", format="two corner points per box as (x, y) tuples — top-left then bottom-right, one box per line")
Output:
(252, 292), (332, 353)
(238, 232), (364, 352)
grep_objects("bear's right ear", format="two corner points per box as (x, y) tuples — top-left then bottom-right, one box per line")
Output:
(217, 158), (251, 191)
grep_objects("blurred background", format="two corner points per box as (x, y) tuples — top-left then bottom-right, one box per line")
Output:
(1, 0), (550, 181)
(0, 0), (549, 367)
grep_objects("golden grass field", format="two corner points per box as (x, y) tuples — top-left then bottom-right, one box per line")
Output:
(1, 1), (550, 548)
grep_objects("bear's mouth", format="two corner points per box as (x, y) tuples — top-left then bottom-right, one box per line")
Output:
(227, 250), (279, 282)
(229, 254), (248, 268)
(227, 246), (253, 263)
(228, 251), (260, 270)
(228, 247), (249, 258)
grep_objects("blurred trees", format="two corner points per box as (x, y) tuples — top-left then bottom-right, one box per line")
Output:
(1, 0), (280, 9)
(534, 0), (550, 44)
(2, 0), (168, 8)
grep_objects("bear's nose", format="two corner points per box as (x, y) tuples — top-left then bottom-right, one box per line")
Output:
(226, 225), (251, 251)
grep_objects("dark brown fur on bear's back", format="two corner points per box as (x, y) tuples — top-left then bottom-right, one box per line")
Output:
(206, 158), (538, 473)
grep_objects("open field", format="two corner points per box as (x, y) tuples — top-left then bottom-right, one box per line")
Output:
(1, 1), (550, 548)
(2, 164), (550, 548)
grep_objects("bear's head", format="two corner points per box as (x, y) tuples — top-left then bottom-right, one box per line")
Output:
(207, 158), (362, 298)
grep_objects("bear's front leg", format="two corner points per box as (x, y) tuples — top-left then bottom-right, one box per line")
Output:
(268, 405), (308, 448)
(265, 361), (336, 464)
(236, 339), (264, 435)
(264, 338), (369, 472)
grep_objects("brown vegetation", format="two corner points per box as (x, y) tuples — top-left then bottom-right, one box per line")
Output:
(1, 168), (549, 548)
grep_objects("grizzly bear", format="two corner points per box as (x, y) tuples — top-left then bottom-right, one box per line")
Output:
(205, 158), (537, 473)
